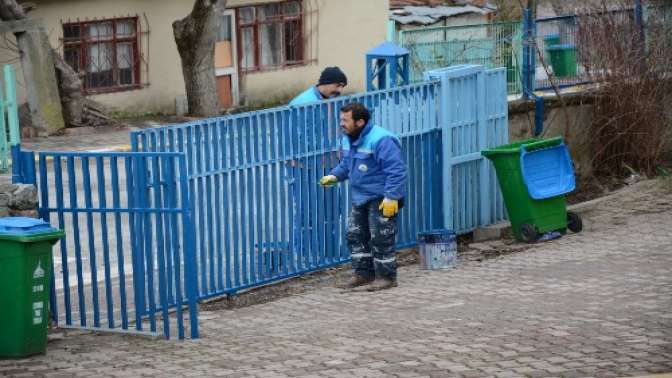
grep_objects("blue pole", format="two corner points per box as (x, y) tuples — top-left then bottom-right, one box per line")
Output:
(534, 96), (544, 136)
(11, 144), (21, 183)
(529, 8), (537, 94)
(634, 0), (645, 70)
(522, 8), (531, 100)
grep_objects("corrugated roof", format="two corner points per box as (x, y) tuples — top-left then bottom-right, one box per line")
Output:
(390, 0), (496, 10)
(390, 5), (493, 25)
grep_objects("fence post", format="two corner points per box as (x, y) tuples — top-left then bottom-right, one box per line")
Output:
(522, 7), (532, 100)
(521, 9), (545, 136)
(634, 0), (647, 73)
(423, 68), (452, 230)
(424, 65), (486, 231)
(4, 65), (33, 184)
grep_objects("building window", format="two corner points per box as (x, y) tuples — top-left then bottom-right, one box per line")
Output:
(63, 17), (140, 93)
(237, 1), (304, 71)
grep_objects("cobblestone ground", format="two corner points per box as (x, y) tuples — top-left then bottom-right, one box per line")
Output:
(1, 180), (671, 378)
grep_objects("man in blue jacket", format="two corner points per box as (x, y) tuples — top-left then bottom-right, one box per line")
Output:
(320, 102), (407, 291)
(289, 66), (347, 105)
(287, 67), (347, 267)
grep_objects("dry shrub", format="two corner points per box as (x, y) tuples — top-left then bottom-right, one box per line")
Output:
(576, 0), (672, 176)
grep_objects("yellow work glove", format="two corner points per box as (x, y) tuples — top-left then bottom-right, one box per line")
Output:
(379, 198), (399, 217)
(319, 175), (338, 187)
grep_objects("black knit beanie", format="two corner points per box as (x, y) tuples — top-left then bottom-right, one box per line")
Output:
(318, 66), (347, 86)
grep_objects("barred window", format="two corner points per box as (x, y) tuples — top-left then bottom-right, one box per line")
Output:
(63, 17), (140, 93)
(237, 1), (304, 71)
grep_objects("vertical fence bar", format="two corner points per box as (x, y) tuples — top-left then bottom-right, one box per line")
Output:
(178, 154), (199, 339)
(65, 156), (87, 326)
(110, 156), (129, 330)
(95, 156), (115, 328)
(253, 114), (263, 281)
(125, 156), (144, 331)
(81, 157), (101, 328)
(203, 124), (215, 293)
(221, 121), (232, 290)
(167, 155), (185, 339)
(160, 132), (175, 305)
(138, 155), (157, 332)
(37, 155), (57, 323)
(150, 155), (170, 338)
(230, 120), (241, 289)
(51, 157), (72, 325)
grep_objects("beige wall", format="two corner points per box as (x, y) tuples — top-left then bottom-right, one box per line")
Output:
(0, 0), (388, 114)
(239, 0), (389, 105)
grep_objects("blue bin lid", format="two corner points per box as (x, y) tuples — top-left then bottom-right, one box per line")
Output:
(0, 217), (57, 236)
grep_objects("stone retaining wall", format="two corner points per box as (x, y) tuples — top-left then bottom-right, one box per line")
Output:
(0, 176), (38, 218)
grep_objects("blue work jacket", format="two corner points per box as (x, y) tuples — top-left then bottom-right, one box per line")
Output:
(331, 122), (407, 206)
(289, 86), (324, 106)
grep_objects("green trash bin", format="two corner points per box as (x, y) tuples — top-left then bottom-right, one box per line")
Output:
(482, 137), (582, 243)
(543, 34), (561, 64)
(0, 217), (63, 358)
(546, 44), (577, 77)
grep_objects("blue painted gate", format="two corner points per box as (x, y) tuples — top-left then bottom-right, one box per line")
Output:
(35, 151), (199, 339)
(131, 64), (508, 301)
(19, 64), (507, 340)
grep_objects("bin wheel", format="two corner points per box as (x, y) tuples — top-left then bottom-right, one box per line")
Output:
(567, 211), (583, 233)
(520, 223), (538, 243)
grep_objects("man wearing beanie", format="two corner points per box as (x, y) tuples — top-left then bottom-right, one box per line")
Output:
(287, 67), (347, 270)
(289, 66), (348, 105)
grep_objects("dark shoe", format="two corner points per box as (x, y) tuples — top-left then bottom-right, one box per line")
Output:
(337, 274), (374, 289)
(366, 278), (397, 292)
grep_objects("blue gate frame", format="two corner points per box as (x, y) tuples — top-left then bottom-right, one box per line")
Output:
(13, 64), (508, 340)
(131, 65), (508, 301)
(35, 151), (199, 339)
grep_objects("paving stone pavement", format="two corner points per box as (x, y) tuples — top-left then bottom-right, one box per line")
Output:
(1, 180), (671, 378)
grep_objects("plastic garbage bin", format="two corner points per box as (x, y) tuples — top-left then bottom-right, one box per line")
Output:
(543, 34), (561, 64)
(481, 137), (583, 243)
(546, 44), (577, 77)
(417, 230), (457, 269)
(0, 217), (63, 358)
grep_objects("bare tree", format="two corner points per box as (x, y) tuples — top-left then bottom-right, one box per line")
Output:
(173, 0), (226, 117)
(576, 0), (672, 176)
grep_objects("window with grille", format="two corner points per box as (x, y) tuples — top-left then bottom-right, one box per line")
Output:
(237, 1), (304, 71)
(63, 17), (140, 93)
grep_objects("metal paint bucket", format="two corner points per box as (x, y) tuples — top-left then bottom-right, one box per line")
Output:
(417, 230), (457, 270)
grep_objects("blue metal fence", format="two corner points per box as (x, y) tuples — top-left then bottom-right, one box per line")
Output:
(132, 64), (508, 300)
(36, 151), (199, 339)
(19, 65), (508, 339)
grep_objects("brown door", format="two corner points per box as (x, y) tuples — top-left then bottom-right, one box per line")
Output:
(214, 10), (238, 108)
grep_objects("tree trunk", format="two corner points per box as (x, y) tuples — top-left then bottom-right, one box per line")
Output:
(52, 51), (84, 127)
(173, 0), (226, 117)
(0, 0), (108, 131)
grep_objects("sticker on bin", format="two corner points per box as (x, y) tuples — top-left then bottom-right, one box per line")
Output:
(33, 261), (45, 279)
(32, 302), (43, 325)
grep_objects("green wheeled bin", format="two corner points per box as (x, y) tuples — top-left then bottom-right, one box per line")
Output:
(481, 137), (583, 243)
(546, 44), (578, 77)
(0, 217), (63, 358)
